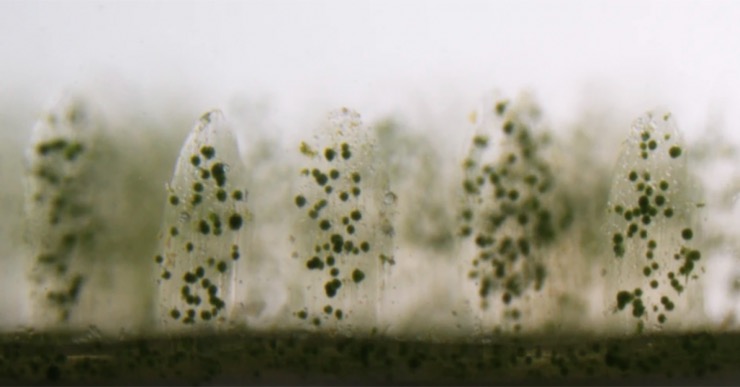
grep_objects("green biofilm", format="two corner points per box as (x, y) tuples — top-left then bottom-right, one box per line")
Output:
(155, 111), (251, 329)
(25, 97), (99, 326)
(292, 108), (395, 333)
(606, 110), (702, 329)
(459, 95), (558, 333)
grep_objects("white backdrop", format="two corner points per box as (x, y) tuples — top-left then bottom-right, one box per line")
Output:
(2, 0), (739, 138)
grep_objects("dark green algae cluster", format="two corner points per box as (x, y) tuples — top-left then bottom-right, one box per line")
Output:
(459, 97), (560, 332)
(606, 111), (703, 329)
(290, 108), (394, 330)
(154, 111), (249, 328)
(26, 100), (99, 325)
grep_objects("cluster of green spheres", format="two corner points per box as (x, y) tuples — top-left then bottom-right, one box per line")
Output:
(609, 112), (702, 327)
(27, 101), (97, 324)
(460, 97), (560, 331)
(155, 112), (249, 327)
(293, 139), (375, 325)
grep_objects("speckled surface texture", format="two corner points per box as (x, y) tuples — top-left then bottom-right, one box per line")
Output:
(0, 330), (738, 385)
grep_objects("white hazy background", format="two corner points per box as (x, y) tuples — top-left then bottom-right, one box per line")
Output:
(3, 0), (740, 135)
(2, 0), (740, 329)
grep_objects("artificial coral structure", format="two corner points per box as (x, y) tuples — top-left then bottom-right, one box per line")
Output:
(459, 95), (563, 334)
(154, 111), (252, 330)
(290, 108), (395, 334)
(25, 97), (100, 327)
(606, 110), (703, 330)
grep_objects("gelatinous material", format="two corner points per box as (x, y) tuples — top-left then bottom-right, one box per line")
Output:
(291, 108), (394, 333)
(155, 111), (251, 330)
(25, 97), (100, 327)
(606, 110), (702, 329)
(459, 94), (559, 333)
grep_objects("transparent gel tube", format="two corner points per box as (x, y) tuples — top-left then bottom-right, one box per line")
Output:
(289, 108), (395, 335)
(154, 111), (252, 331)
(25, 97), (101, 329)
(605, 110), (704, 332)
(458, 94), (564, 335)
